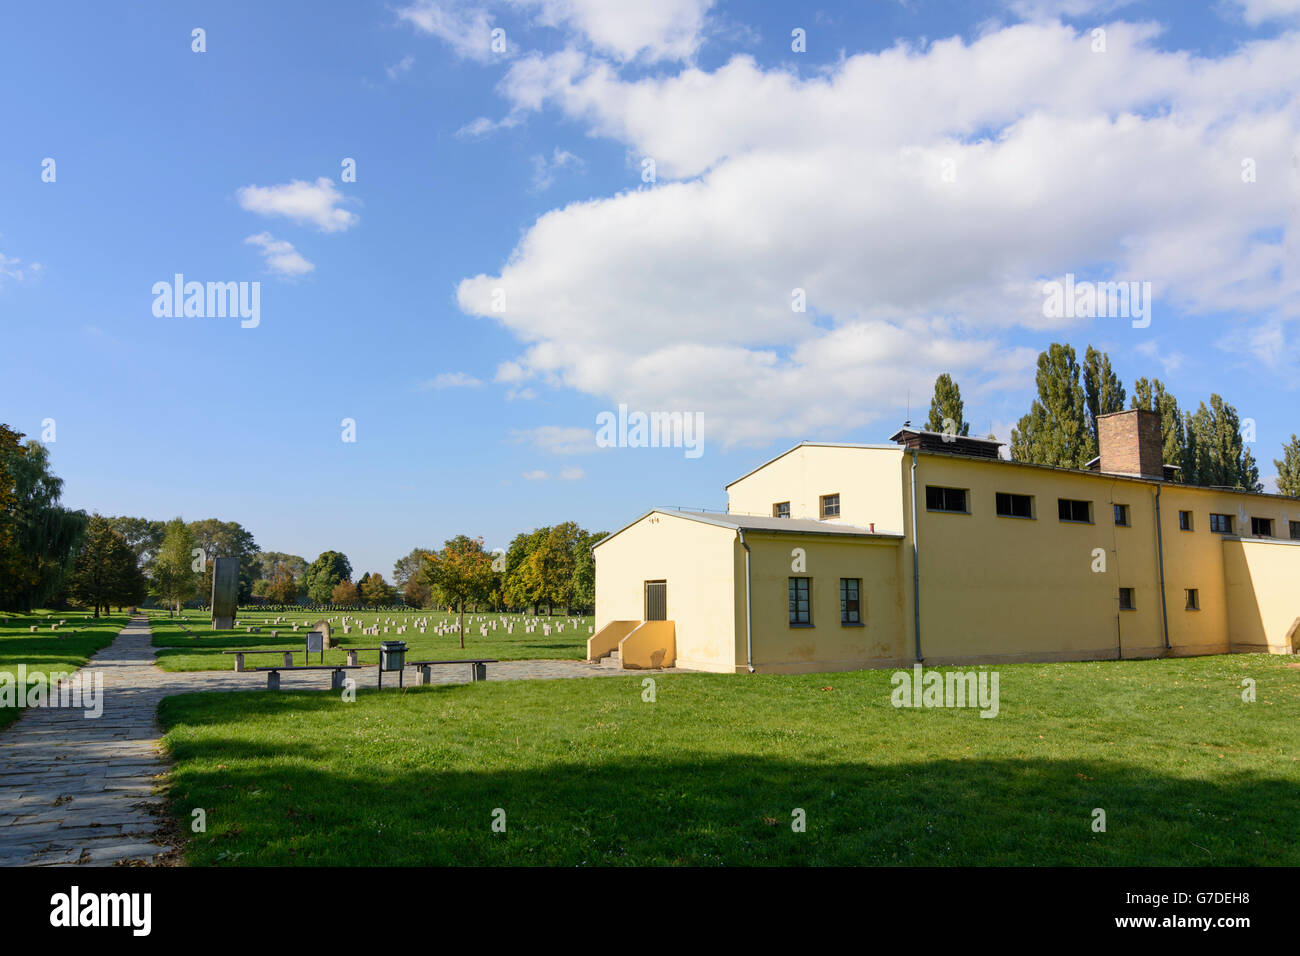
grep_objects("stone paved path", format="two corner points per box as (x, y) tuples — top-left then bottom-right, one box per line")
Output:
(0, 617), (666, 866)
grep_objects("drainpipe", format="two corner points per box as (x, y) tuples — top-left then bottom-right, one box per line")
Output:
(910, 449), (923, 662)
(1154, 484), (1171, 650)
(738, 529), (754, 673)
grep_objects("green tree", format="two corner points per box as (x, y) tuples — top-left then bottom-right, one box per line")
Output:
(925, 373), (970, 437)
(106, 516), (166, 566)
(1082, 346), (1126, 457)
(393, 548), (430, 590)
(504, 527), (550, 612)
(331, 579), (360, 604)
(1186, 396), (1260, 490)
(1009, 343), (1091, 468)
(422, 536), (495, 648)
(1130, 377), (1186, 475)
(150, 518), (200, 615)
(360, 573), (396, 606)
(0, 428), (87, 612)
(305, 551), (352, 604)
(570, 531), (605, 614)
(265, 564), (299, 604)
(1274, 434), (1300, 497)
(69, 515), (143, 616)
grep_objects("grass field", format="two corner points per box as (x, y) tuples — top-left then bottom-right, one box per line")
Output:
(0, 610), (128, 730)
(160, 652), (1300, 866)
(147, 608), (591, 672)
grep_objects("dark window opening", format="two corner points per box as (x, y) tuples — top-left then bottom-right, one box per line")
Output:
(789, 577), (811, 626)
(925, 486), (968, 513)
(840, 578), (861, 625)
(1058, 498), (1092, 523)
(996, 492), (1033, 518)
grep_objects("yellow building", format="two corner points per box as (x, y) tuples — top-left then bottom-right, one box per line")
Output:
(592, 409), (1300, 673)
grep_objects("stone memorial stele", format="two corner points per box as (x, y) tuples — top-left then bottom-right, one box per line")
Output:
(210, 557), (239, 630)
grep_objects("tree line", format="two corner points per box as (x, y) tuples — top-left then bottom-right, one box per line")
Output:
(925, 344), (1300, 495)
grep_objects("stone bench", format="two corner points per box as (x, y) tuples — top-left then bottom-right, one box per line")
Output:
(248, 664), (365, 690)
(222, 649), (299, 672)
(406, 659), (499, 684)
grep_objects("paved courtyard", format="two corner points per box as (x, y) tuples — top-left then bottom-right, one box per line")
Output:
(0, 617), (666, 866)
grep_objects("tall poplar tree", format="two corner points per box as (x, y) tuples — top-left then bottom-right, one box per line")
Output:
(925, 373), (970, 437)
(1130, 377), (1186, 475)
(1082, 346), (1126, 457)
(1274, 434), (1300, 498)
(1009, 343), (1091, 468)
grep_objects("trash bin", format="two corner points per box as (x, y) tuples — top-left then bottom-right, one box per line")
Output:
(379, 640), (408, 688)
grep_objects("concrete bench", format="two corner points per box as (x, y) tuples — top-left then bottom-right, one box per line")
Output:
(222, 649), (300, 672)
(406, 659), (499, 685)
(248, 664), (365, 690)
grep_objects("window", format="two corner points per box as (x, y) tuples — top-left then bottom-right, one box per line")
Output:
(1118, 587), (1136, 610)
(996, 492), (1034, 519)
(1291, 521), (1300, 541)
(820, 494), (840, 519)
(1209, 513), (1233, 534)
(1113, 504), (1130, 526)
(773, 501), (791, 519)
(1058, 498), (1093, 523)
(1178, 510), (1193, 531)
(840, 578), (862, 625)
(788, 577), (812, 626)
(925, 486), (968, 513)
(1251, 517), (1274, 537)
(1185, 588), (1199, 611)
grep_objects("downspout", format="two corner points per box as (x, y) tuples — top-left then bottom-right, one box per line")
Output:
(910, 449), (923, 662)
(738, 529), (754, 673)
(1154, 484), (1171, 650)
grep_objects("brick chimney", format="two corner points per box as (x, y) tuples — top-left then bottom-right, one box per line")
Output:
(1096, 409), (1164, 479)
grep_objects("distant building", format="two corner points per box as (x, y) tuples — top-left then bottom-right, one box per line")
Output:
(592, 409), (1300, 673)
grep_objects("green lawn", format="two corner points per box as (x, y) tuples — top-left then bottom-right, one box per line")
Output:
(0, 610), (128, 730)
(147, 608), (590, 671)
(160, 652), (1300, 866)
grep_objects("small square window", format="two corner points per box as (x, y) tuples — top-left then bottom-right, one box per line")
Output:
(789, 577), (812, 626)
(1113, 504), (1130, 526)
(1251, 517), (1273, 537)
(1185, 588), (1199, 611)
(1118, 587), (1136, 610)
(1209, 513), (1233, 534)
(840, 578), (862, 625)
(773, 501), (791, 519)
(1291, 521), (1300, 541)
(925, 486), (968, 513)
(1058, 498), (1092, 523)
(1178, 510), (1193, 531)
(820, 494), (840, 519)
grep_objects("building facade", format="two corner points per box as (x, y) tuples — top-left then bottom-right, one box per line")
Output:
(592, 410), (1300, 673)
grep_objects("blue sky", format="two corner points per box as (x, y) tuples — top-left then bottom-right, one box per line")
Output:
(1, 0), (1297, 579)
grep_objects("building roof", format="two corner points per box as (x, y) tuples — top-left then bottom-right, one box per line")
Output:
(593, 508), (902, 550)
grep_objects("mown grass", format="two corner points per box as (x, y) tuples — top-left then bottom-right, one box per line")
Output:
(0, 610), (128, 729)
(160, 652), (1300, 866)
(146, 608), (590, 671)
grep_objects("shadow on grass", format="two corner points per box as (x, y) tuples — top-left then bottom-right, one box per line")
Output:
(161, 689), (1299, 867)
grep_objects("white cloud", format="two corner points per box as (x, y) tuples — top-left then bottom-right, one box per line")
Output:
(237, 178), (358, 233)
(396, 2), (499, 62)
(508, 0), (716, 62)
(522, 469), (549, 480)
(529, 147), (584, 191)
(558, 465), (585, 480)
(1229, 0), (1300, 25)
(455, 21), (1300, 446)
(511, 424), (597, 455)
(387, 54), (417, 79)
(1004, 0), (1136, 19)
(244, 233), (315, 277)
(0, 252), (41, 283)
(419, 371), (484, 389)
